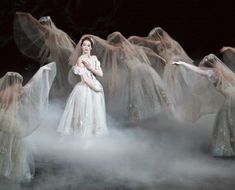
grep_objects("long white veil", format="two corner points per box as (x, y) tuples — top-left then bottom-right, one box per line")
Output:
(0, 62), (56, 181)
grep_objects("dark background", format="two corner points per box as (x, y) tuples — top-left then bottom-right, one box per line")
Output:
(1, 0), (235, 78)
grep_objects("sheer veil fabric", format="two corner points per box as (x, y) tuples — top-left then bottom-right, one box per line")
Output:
(14, 12), (75, 98)
(0, 62), (56, 182)
(199, 54), (235, 156)
(128, 27), (224, 122)
(68, 32), (176, 122)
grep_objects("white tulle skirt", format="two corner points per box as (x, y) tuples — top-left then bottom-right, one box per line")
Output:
(57, 82), (108, 137)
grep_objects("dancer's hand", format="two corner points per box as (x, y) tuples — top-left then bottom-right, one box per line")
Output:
(172, 61), (185, 65)
(42, 66), (52, 71)
(82, 60), (92, 70)
(220, 46), (231, 53)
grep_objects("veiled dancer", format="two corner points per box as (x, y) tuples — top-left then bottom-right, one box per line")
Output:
(0, 62), (56, 182)
(14, 12), (75, 98)
(173, 54), (235, 157)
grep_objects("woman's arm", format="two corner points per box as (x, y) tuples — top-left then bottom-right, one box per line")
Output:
(128, 36), (161, 47)
(73, 65), (102, 92)
(82, 56), (103, 77)
(220, 46), (235, 54)
(72, 60), (85, 77)
(73, 58), (102, 92)
(172, 61), (208, 75)
(82, 75), (102, 92)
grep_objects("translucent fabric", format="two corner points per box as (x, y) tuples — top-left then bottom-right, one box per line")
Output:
(69, 32), (176, 122)
(199, 54), (235, 157)
(177, 65), (224, 121)
(128, 27), (223, 122)
(221, 47), (235, 73)
(14, 12), (75, 98)
(128, 27), (193, 65)
(0, 62), (56, 182)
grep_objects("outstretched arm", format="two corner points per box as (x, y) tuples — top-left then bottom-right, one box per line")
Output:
(172, 61), (208, 75)
(128, 36), (161, 45)
(220, 46), (235, 54)
(128, 36), (161, 50)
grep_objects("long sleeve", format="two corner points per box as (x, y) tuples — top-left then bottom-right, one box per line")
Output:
(73, 65), (102, 92)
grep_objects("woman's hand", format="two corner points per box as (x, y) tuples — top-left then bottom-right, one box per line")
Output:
(82, 60), (92, 70)
(172, 61), (185, 65)
(220, 46), (231, 53)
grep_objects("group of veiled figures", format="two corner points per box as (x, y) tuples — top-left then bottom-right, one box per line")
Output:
(1, 12), (235, 183)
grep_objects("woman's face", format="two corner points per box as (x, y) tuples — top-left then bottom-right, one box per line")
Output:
(82, 40), (92, 54)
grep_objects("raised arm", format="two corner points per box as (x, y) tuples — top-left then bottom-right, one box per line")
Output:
(128, 36), (161, 50)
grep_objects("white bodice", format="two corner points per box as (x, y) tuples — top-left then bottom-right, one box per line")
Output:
(72, 55), (101, 81)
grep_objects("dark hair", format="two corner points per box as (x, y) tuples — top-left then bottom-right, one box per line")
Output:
(81, 37), (94, 48)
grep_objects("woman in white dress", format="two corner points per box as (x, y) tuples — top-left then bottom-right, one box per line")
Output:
(74, 33), (176, 123)
(57, 37), (108, 137)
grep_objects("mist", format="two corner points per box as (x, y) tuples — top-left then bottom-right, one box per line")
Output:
(1, 99), (235, 190)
